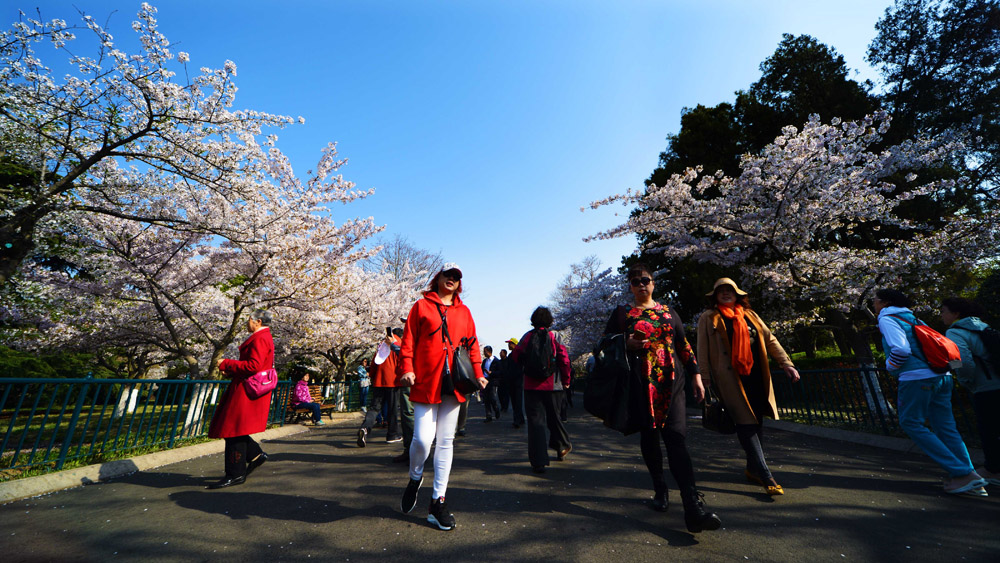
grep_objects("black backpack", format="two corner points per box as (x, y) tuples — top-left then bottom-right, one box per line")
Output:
(522, 328), (555, 381)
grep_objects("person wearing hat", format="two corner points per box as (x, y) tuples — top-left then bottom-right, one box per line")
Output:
(696, 277), (800, 496)
(505, 337), (525, 428)
(398, 263), (487, 531)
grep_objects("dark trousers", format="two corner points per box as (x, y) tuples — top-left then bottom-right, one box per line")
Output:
(224, 435), (263, 478)
(736, 422), (772, 481)
(361, 386), (400, 440)
(524, 390), (571, 468)
(560, 387), (573, 420)
(457, 399), (469, 433)
(296, 401), (322, 423)
(639, 388), (695, 493)
(509, 375), (525, 426)
(974, 389), (1000, 473)
(498, 378), (510, 411)
(399, 386), (414, 451)
(483, 381), (501, 419)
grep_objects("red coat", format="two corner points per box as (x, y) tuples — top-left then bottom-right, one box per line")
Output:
(208, 327), (274, 438)
(371, 334), (402, 388)
(400, 291), (484, 404)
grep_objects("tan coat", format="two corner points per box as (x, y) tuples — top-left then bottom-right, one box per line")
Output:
(696, 309), (793, 425)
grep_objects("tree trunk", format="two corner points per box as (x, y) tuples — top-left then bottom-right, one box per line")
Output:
(794, 326), (817, 359)
(0, 206), (47, 287)
(182, 382), (215, 437)
(113, 382), (140, 419)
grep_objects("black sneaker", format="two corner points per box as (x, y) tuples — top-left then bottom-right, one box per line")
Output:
(401, 476), (422, 513)
(428, 497), (455, 530)
(386, 435), (403, 444)
(357, 428), (367, 448)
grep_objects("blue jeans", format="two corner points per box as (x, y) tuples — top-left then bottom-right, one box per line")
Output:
(897, 375), (974, 477)
(297, 402), (322, 423)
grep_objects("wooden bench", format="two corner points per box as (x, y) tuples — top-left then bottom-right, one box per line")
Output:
(285, 385), (336, 424)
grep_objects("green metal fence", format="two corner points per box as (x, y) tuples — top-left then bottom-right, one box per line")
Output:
(4, 370), (979, 479)
(772, 368), (980, 447)
(0, 377), (299, 477)
(0, 376), (373, 478)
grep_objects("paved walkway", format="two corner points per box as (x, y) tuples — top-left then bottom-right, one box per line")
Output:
(2, 402), (998, 562)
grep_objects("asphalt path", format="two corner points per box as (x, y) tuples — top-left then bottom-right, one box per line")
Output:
(2, 400), (998, 562)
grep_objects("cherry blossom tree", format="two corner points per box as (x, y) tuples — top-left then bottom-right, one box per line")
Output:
(283, 237), (439, 381)
(551, 260), (625, 362)
(4, 142), (381, 376)
(0, 3), (342, 287)
(0, 4), (387, 385)
(588, 112), (1000, 357)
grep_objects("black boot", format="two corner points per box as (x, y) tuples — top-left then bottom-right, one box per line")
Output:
(650, 488), (668, 512)
(680, 486), (721, 533)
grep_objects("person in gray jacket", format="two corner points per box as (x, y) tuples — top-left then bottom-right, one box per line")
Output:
(941, 297), (1000, 486)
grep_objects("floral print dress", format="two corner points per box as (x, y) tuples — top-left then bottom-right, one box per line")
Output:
(625, 303), (698, 428)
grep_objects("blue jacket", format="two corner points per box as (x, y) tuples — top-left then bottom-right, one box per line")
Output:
(877, 306), (939, 381)
(945, 317), (1000, 394)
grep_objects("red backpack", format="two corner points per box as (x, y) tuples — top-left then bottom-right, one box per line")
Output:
(890, 315), (963, 373)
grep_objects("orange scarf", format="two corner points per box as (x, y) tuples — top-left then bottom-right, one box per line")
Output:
(718, 304), (753, 376)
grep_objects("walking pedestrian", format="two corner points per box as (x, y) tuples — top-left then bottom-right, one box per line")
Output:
(357, 328), (404, 447)
(697, 277), (799, 497)
(874, 289), (986, 496)
(497, 348), (511, 413)
(506, 337), (525, 428)
(607, 265), (721, 533)
(511, 307), (572, 474)
(941, 297), (1000, 486)
(399, 263), (487, 530)
(358, 364), (370, 412)
(206, 309), (274, 489)
(481, 345), (502, 422)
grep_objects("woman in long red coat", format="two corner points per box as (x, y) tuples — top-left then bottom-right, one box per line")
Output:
(207, 309), (275, 489)
(398, 263), (487, 531)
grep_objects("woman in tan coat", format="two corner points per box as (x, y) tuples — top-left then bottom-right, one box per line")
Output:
(696, 278), (799, 495)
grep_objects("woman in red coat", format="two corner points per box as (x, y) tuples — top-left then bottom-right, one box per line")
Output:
(206, 309), (275, 489)
(398, 263), (487, 531)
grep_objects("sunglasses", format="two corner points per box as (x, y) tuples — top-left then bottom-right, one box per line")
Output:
(443, 271), (462, 281)
(629, 276), (652, 287)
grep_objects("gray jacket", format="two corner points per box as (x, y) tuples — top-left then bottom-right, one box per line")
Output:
(945, 317), (1000, 394)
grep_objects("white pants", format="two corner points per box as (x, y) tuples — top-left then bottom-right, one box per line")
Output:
(409, 396), (461, 500)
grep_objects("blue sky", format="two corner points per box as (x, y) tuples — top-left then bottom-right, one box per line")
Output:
(8, 0), (896, 353)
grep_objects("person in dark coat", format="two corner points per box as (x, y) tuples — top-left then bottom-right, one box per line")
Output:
(604, 264), (721, 533)
(505, 337), (526, 428)
(207, 309), (275, 489)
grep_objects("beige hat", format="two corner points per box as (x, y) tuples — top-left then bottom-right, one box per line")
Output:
(706, 277), (748, 297)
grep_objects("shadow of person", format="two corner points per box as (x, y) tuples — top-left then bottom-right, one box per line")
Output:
(168, 490), (366, 523)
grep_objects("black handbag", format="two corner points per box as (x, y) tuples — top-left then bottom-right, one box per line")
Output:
(449, 336), (479, 395)
(434, 305), (479, 397)
(585, 332), (646, 436)
(702, 379), (736, 434)
(584, 333), (629, 422)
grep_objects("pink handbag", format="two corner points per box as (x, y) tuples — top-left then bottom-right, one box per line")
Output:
(243, 367), (278, 399)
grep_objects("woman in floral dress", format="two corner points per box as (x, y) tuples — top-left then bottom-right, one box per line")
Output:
(603, 263), (721, 534)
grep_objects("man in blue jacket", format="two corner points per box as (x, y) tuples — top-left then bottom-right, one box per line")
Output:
(874, 288), (986, 496)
